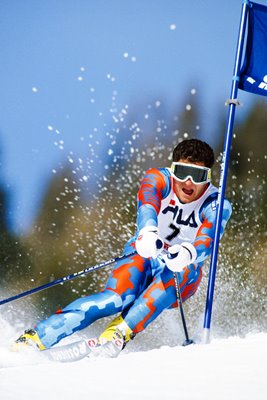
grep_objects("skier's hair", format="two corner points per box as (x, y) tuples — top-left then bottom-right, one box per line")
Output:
(172, 139), (215, 168)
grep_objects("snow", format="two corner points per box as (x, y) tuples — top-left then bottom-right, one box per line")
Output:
(0, 332), (266, 400)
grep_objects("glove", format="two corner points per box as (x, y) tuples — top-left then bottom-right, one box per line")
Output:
(163, 242), (197, 272)
(135, 226), (164, 259)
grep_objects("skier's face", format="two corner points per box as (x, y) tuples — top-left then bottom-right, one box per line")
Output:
(173, 159), (210, 203)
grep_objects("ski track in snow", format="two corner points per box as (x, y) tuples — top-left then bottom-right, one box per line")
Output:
(0, 333), (266, 400)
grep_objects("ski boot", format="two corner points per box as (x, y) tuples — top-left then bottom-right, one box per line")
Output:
(96, 315), (135, 358)
(11, 329), (46, 352)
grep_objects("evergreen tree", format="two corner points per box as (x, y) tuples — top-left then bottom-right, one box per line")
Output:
(24, 166), (101, 312)
(0, 170), (31, 288)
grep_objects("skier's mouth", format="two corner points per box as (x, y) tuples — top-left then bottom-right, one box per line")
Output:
(182, 188), (194, 196)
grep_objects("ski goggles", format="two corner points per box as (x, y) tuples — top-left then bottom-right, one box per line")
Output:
(170, 162), (211, 184)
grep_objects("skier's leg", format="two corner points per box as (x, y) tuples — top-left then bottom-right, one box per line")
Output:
(104, 252), (152, 308)
(37, 254), (152, 348)
(35, 290), (122, 348)
(13, 254), (152, 350)
(85, 261), (203, 357)
(122, 261), (203, 335)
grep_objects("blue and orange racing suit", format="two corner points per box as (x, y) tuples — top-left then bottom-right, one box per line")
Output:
(36, 168), (232, 348)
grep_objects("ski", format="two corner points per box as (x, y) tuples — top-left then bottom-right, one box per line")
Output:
(43, 336), (124, 363)
(43, 338), (97, 363)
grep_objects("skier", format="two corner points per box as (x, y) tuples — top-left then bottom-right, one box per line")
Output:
(13, 138), (232, 356)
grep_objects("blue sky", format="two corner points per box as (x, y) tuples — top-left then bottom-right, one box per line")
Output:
(0, 0), (266, 234)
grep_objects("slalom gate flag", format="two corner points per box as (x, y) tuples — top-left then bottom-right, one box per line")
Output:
(239, 1), (267, 96)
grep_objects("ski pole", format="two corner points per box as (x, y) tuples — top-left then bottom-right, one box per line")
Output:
(173, 272), (194, 346)
(164, 249), (194, 346)
(0, 251), (136, 306)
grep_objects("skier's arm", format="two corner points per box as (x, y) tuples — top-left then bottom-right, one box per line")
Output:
(193, 197), (232, 264)
(131, 169), (171, 258)
(136, 168), (171, 230)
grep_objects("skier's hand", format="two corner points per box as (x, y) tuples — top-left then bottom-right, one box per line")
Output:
(135, 226), (164, 259)
(163, 243), (197, 272)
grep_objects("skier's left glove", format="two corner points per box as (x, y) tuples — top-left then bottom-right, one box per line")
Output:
(163, 242), (197, 272)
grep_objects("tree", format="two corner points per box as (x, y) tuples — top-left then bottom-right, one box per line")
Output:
(23, 166), (103, 313)
(0, 136), (32, 290)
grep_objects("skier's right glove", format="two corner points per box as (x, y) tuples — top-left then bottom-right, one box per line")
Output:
(135, 226), (164, 259)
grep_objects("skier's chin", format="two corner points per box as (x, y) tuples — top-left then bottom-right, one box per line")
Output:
(180, 189), (195, 203)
